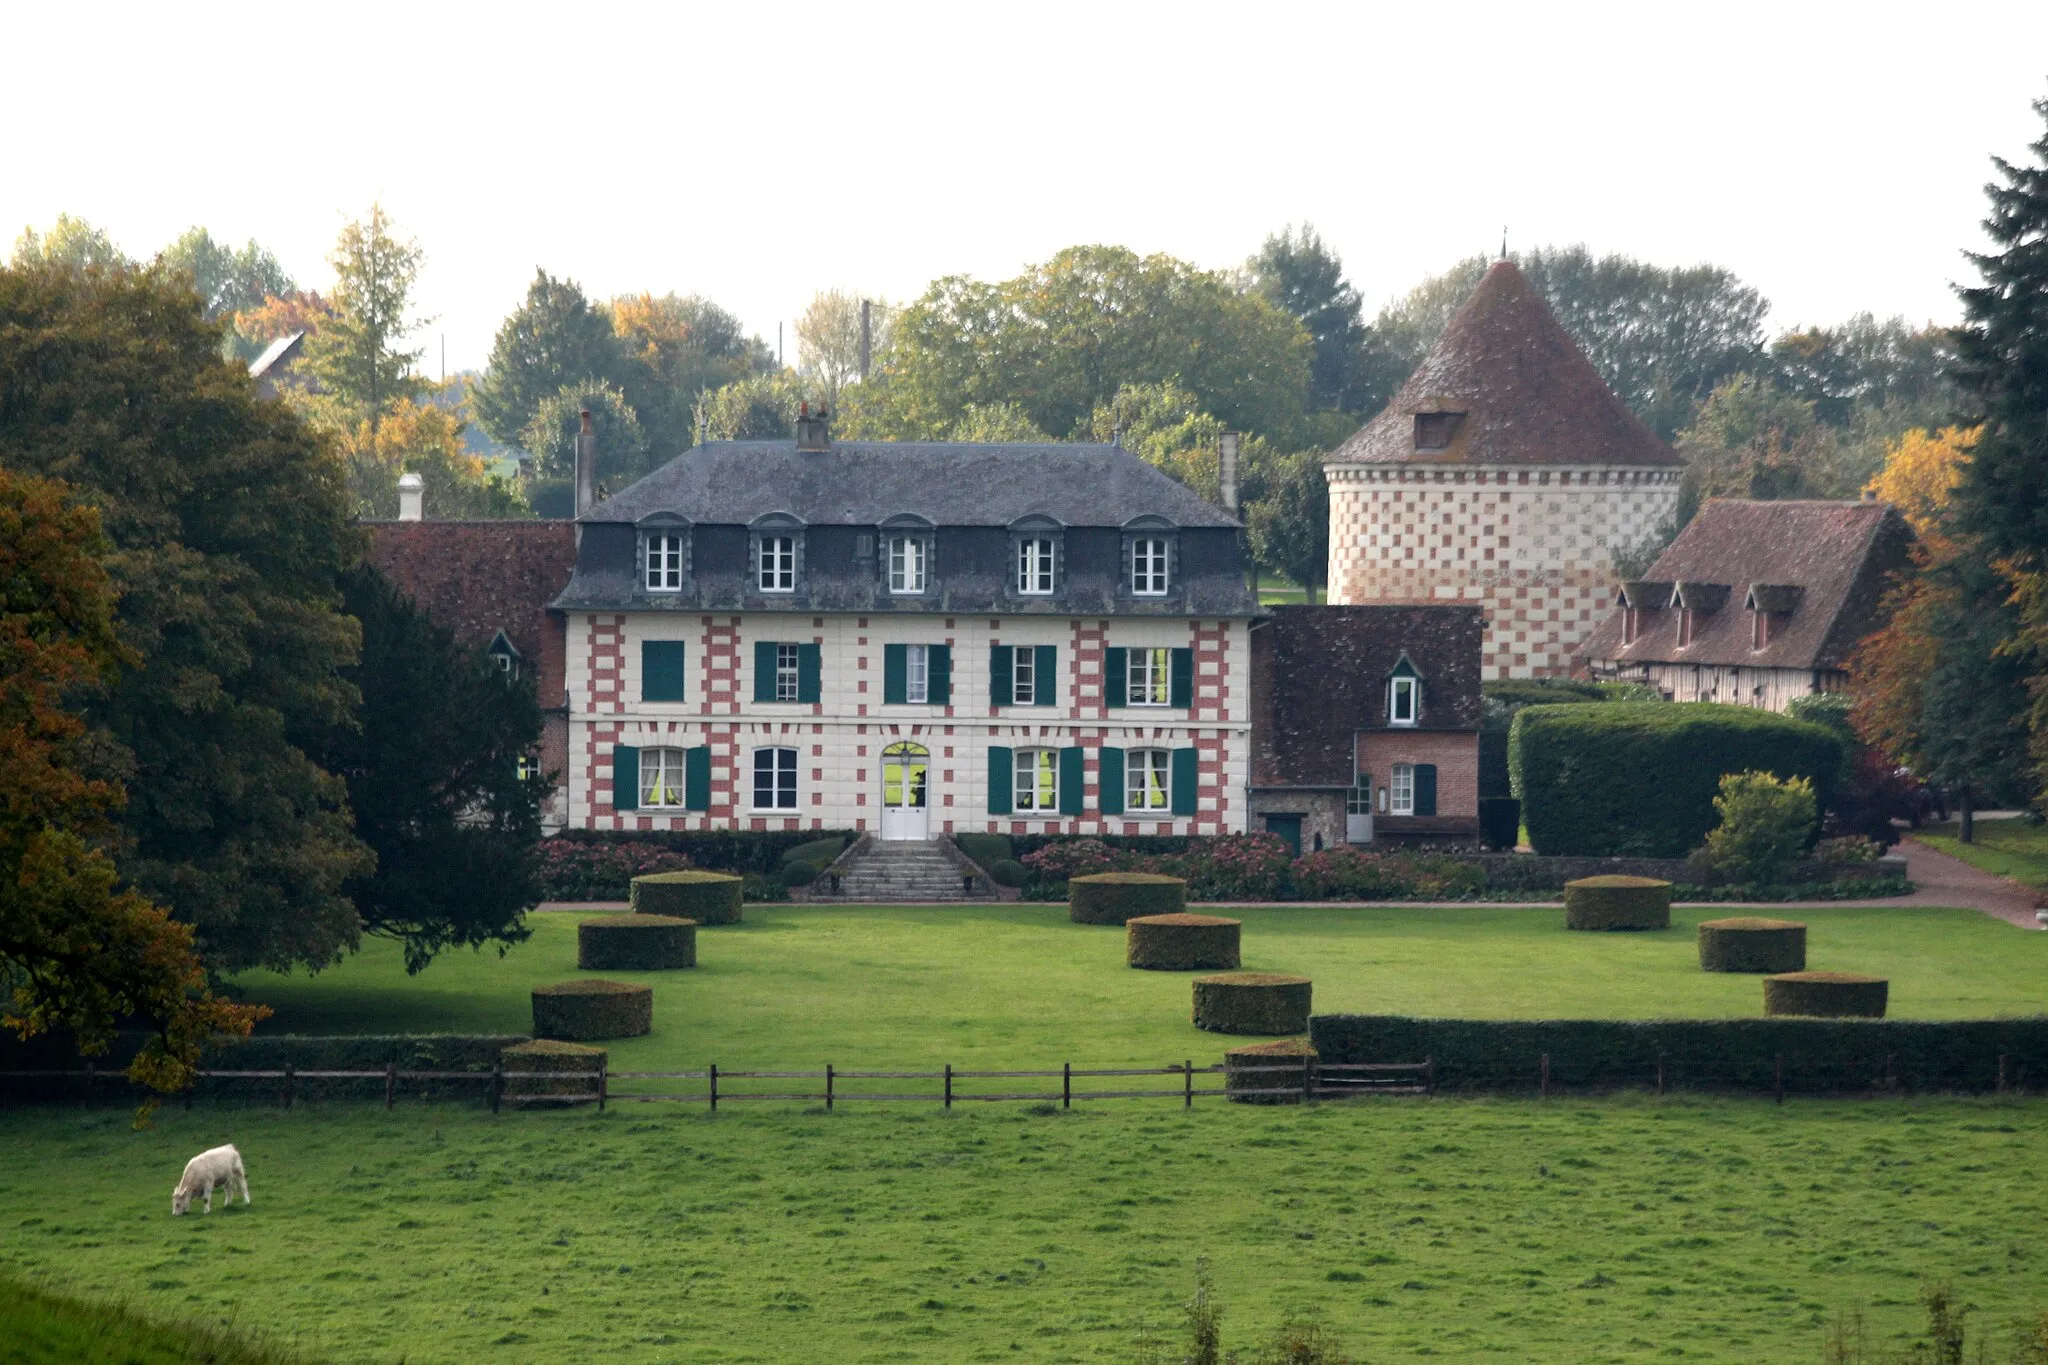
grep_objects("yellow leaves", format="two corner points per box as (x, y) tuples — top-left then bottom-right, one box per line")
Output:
(1863, 425), (1978, 536)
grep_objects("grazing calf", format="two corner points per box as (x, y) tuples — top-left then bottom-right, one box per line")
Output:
(171, 1144), (249, 1216)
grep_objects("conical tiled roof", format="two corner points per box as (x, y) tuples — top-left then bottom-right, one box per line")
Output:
(1329, 261), (1681, 467)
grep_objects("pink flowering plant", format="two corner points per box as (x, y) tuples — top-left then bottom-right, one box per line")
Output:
(537, 838), (694, 900)
(1020, 838), (1129, 883)
(1153, 833), (1296, 901)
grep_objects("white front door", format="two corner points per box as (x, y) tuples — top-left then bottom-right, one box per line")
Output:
(880, 742), (930, 841)
(1346, 772), (1373, 844)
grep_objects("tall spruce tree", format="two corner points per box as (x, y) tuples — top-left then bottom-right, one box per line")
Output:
(1247, 224), (1368, 410)
(301, 204), (428, 432)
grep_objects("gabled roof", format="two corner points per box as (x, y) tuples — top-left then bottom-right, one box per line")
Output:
(1327, 261), (1680, 468)
(247, 332), (305, 380)
(586, 440), (1240, 529)
(1580, 500), (1916, 672)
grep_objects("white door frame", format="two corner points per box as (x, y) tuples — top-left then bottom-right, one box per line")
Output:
(880, 742), (931, 841)
(1346, 771), (1373, 844)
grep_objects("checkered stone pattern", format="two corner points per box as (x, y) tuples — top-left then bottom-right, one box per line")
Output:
(1324, 464), (1681, 679)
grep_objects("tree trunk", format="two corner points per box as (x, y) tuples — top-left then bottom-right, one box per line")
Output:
(1959, 783), (1975, 844)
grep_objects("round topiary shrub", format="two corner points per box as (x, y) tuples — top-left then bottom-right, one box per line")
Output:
(777, 862), (823, 892)
(1069, 872), (1187, 925)
(1563, 875), (1672, 931)
(1192, 972), (1312, 1035)
(1763, 971), (1888, 1018)
(632, 870), (743, 925)
(986, 858), (1028, 888)
(1698, 917), (1807, 973)
(500, 1039), (605, 1105)
(532, 979), (654, 1040)
(577, 914), (696, 971)
(1224, 1038), (1317, 1104)
(1127, 914), (1242, 971)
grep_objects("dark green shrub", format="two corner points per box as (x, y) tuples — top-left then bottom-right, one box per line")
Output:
(1701, 770), (1817, 884)
(1289, 848), (1485, 900)
(1069, 872), (1187, 924)
(500, 1038), (605, 1103)
(1765, 971), (1888, 1018)
(986, 858), (1027, 888)
(1698, 917), (1806, 973)
(779, 836), (848, 870)
(1478, 797), (1520, 850)
(631, 870), (743, 924)
(532, 979), (653, 1040)
(1224, 1037), (1316, 1104)
(953, 832), (1014, 868)
(1510, 702), (1842, 857)
(544, 828), (857, 890)
(1563, 875), (1671, 930)
(777, 861), (824, 891)
(1483, 677), (1609, 707)
(1126, 914), (1241, 970)
(577, 913), (696, 970)
(1192, 972), (1312, 1034)
(742, 871), (788, 903)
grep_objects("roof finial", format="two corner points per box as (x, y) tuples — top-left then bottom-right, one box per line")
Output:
(1500, 226), (1508, 262)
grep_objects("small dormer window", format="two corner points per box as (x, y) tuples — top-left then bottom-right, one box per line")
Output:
(1677, 609), (1695, 647)
(888, 535), (928, 594)
(1622, 606), (1639, 646)
(486, 630), (522, 681)
(1017, 537), (1056, 595)
(1414, 412), (1464, 453)
(1131, 538), (1169, 596)
(1388, 657), (1421, 727)
(645, 533), (685, 592)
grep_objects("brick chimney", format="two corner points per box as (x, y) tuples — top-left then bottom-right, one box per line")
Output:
(397, 471), (424, 521)
(795, 401), (832, 453)
(574, 408), (596, 517)
(1218, 431), (1240, 514)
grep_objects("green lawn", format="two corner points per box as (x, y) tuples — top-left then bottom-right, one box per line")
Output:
(4, 1099), (2045, 1364)
(1917, 821), (2048, 896)
(0, 1271), (314, 1364)
(223, 904), (2048, 1081)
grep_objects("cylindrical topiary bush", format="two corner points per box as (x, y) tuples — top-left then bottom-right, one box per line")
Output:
(1224, 1038), (1317, 1104)
(1763, 971), (1888, 1018)
(1127, 914), (1242, 971)
(577, 914), (697, 971)
(1069, 872), (1187, 925)
(631, 870), (743, 925)
(1698, 917), (1807, 973)
(532, 979), (654, 1040)
(1563, 875), (1672, 931)
(500, 1039), (606, 1105)
(986, 858), (1028, 889)
(1192, 972), (1312, 1035)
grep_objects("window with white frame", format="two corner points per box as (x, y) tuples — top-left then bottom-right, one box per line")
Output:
(645, 533), (685, 591)
(641, 747), (690, 808)
(1389, 673), (1420, 726)
(753, 747), (798, 809)
(517, 754), (540, 782)
(1390, 763), (1416, 816)
(1346, 772), (1372, 816)
(1016, 537), (1056, 595)
(774, 643), (800, 702)
(905, 644), (930, 704)
(1014, 748), (1059, 813)
(1126, 748), (1171, 812)
(1131, 538), (1169, 596)
(758, 535), (796, 592)
(888, 535), (928, 594)
(1128, 647), (1171, 707)
(1012, 647), (1038, 705)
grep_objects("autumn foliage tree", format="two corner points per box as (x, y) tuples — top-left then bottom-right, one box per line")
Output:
(0, 470), (264, 1101)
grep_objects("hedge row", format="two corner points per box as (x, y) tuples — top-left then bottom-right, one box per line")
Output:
(1310, 1015), (2048, 1093)
(0, 1033), (528, 1104)
(532, 980), (653, 1041)
(539, 830), (858, 898)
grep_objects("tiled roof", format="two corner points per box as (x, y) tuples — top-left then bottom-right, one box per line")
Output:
(1327, 261), (1681, 469)
(1579, 500), (1915, 672)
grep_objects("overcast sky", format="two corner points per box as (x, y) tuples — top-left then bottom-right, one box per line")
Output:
(7, 2), (2045, 375)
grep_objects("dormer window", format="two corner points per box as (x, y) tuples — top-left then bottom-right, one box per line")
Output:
(486, 629), (522, 681)
(1622, 606), (1639, 646)
(1677, 609), (1695, 647)
(888, 535), (928, 594)
(1414, 412), (1464, 453)
(1131, 537), (1169, 596)
(749, 514), (805, 595)
(1388, 657), (1421, 727)
(1744, 584), (1801, 653)
(644, 532), (685, 592)
(759, 536), (795, 591)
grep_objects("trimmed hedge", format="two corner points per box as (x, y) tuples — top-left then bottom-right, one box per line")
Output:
(778, 862), (826, 891)
(548, 828), (857, 875)
(1510, 702), (1843, 857)
(986, 858), (1028, 888)
(1310, 1014), (2048, 1094)
(953, 833), (1015, 868)
(632, 870), (743, 925)
(1224, 1038), (1317, 1104)
(1699, 917), (1806, 973)
(577, 914), (696, 971)
(1765, 971), (1888, 1018)
(532, 979), (653, 1040)
(1126, 913), (1242, 971)
(501, 1039), (604, 1103)
(1563, 875), (1671, 930)
(1069, 872), (1187, 925)
(1193, 973), (1312, 1035)
(780, 836), (849, 870)
(1478, 797), (1520, 850)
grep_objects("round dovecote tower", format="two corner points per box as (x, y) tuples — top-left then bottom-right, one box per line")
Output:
(1324, 261), (1684, 678)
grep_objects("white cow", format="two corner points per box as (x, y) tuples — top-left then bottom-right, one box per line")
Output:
(171, 1144), (250, 1216)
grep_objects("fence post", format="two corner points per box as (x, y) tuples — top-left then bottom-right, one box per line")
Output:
(826, 1063), (834, 1112)
(1302, 1054), (1313, 1104)
(490, 1061), (503, 1115)
(1185, 1060), (1194, 1109)
(944, 1063), (953, 1110)
(1774, 1054), (1784, 1105)
(1062, 1062), (1071, 1111)
(183, 1079), (194, 1112)
(284, 1062), (295, 1112)
(1539, 1053), (1549, 1099)
(385, 1060), (397, 1111)
(1425, 1057), (1435, 1096)
(597, 1057), (608, 1112)
(709, 1063), (718, 1113)
(1885, 1052), (1895, 1092)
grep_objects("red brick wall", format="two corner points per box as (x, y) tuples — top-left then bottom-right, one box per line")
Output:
(1355, 731), (1479, 818)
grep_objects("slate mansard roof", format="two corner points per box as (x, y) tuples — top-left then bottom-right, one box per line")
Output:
(1327, 261), (1681, 470)
(1579, 499), (1915, 673)
(554, 438), (1258, 616)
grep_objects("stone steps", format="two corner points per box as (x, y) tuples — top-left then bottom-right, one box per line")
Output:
(809, 839), (992, 902)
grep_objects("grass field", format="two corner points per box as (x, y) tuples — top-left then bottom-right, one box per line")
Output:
(0, 1271), (315, 1364)
(1917, 822), (2048, 896)
(4, 1098), (2046, 1364)
(221, 904), (2048, 1077)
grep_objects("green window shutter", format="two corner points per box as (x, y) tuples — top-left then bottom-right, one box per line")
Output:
(642, 640), (686, 702)
(1414, 763), (1438, 817)
(1170, 746), (1199, 816)
(798, 643), (822, 703)
(989, 645), (1013, 707)
(883, 644), (908, 705)
(613, 744), (640, 812)
(1034, 646), (1058, 707)
(1102, 647), (1127, 708)
(1097, 746), (1125, 815)
(928, 645), (952, 704)
(1170, 647), (1195, 709)
(684, 746), (712, 811)
(987, 746), (1013, 815)
(753, 641), (777, 702)
(1058, 746), (1086, 815)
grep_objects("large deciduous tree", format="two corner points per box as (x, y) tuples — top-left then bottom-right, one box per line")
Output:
(611, 291), (767, 459)
(471, 270), (622, 450)
(301, 203), (428, 431)
(795, 290), (895, 402)
(10, 214), (128, 272)
(339, 395), (529, 520)
(1246, 224), (1368, 412)
(158, 227), (294, 323)
(0, 258), (372, 972)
